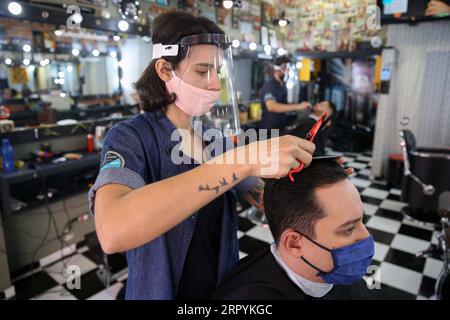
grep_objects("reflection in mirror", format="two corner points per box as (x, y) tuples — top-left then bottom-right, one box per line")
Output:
(0, 60), (36, 99)
(0, 16), (128, 128)
(46, 62), (79, 95)
(0, 56), (80, 98)
(80, 56), (119, 96)
(34, 55), (80, 96)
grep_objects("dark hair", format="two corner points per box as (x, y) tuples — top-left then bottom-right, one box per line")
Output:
(264, 159), (347, 244)
(273, 56), (291, 67)
(326, 101), (337, 114)
(134, 11), (224, 113)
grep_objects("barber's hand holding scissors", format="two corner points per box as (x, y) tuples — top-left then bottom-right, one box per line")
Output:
(233, 136), (353, 180)
(285, 112), (354, 181)
(221, 110), (354, 180)
(241, 135), (315, 179)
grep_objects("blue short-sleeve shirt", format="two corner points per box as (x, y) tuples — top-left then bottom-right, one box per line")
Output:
(260, 76), (288, 130)
(88, 111), (257, 300)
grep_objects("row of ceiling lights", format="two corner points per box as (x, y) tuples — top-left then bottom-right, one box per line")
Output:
(4, 43), (117, 57)
(3, 58), (76, 71)
(6, 1), (132, 32)
(54, 29), (122, 42)
(230, 39), (303, 69)
(7, 2), (291, 58)
(7, 0), (289, 47)
(3, 46), (118, 59)
(6, 1), (291, 60)
(230, 40), (288, 56)
(3, 47), (119, 67)
(1, 13), (120, 63)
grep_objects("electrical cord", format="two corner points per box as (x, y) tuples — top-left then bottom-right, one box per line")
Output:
(0, 221), (52, 242)
(1, 168), (94, 298)
(0, 212), (89, 255)
(27, 166), (76, 298)
(0, 235), (66, 255)
(11, 186), (90, 216)
(15, 200), (90, 216)
(60, 177), (73, 226)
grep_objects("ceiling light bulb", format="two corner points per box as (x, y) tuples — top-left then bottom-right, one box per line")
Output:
(8, 2), (22, 16)
(278, 19), (288, 27)
(223, 1), (233, 9)
(277, 48), (286, 56)
(118, 20), (129, 32)
(72, 13), (83, 24)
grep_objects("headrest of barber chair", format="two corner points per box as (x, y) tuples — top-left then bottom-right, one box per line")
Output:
(402, 130), (417, 152)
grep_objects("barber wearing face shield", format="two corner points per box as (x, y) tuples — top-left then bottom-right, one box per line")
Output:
(259, 56), (312, 132)
(88, 11), (317, 300)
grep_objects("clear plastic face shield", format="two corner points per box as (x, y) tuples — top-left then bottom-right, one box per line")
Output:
(285, 62), (300, 103)
(273, 61), (299, 103)
(273, 62), (289, 82)
(153, 34), (241, 138)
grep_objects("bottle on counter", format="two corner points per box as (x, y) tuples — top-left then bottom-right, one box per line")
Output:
(87, 134), (94, 153)
(1, 138), (15, 173)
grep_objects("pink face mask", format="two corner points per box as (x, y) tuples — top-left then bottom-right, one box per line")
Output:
(165, 71), (221, 116)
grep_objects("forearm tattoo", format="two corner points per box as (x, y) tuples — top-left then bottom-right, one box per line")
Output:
(198, 172), (239, 194)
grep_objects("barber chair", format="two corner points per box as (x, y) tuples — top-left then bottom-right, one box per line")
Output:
(399, 123), (450, 225)
(398, 118), (450, 299)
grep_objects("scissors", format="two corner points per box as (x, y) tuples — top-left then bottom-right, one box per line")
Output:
(288, 112), (334, 182)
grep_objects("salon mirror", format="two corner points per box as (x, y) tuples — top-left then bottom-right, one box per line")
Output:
(79, 56), (120, 97)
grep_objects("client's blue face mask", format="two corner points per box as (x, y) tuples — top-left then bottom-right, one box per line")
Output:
(296, 231), (375, 285)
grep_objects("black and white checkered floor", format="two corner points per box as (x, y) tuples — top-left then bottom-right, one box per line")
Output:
(5, 151), (447, 300)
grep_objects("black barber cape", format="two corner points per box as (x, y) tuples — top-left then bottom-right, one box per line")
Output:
(212, 247), (373, 300)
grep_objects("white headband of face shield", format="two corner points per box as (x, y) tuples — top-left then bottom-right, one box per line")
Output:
(152, 43), (179, 60)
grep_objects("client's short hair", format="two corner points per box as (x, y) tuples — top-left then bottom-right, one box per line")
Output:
(264, 159), (347, 244)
